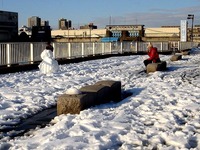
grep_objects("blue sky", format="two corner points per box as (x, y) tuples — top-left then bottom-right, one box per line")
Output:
(1, 0), (200, 29)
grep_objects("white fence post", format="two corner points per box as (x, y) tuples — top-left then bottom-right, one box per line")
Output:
(178, 41), (180, 51)
(68, 43), (71, 59)
(102, 43), (105, 54)
(6, 43), (11, 67)
(109, 42), (112, 54)
(93, 42), (95, 56)
(120, 42), (123, 54)
(30, 43), (34, 64)
(52, 43), (56, 58)
(82, 43), (84, 57)
(135, 42), (138, 53)
(161, 42), (163, 52)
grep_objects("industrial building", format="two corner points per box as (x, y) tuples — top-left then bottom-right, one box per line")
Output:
(0, 10), (18, 41)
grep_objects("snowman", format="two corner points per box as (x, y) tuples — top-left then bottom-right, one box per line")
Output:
(38, 47), (59, 74)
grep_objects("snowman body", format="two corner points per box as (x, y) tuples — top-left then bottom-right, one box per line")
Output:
(38, 49), (59, 74)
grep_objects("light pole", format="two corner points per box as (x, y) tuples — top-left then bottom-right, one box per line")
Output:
(67, 20), (69, 42)
(89, 23), (92, 42)
(187, 14), (194, 42)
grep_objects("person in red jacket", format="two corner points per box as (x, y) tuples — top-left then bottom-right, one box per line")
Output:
(143, 43), (161, 67)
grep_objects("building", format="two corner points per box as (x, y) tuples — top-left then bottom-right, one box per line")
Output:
(51, 23), (200, 43)
(59, 18), (72, 30)
(105, 25), (145, 41)
(31, 26), (51, 42)
(28, 16), (41, 28)
(41, 20), (49, 26)
(52, 24), (145, 42)
(51, 28), (106, 42)
(144, 26), (180, 41)
(80, 23), (97, 29)
(0, 10), (18, 41)
(27, 16), (51, 42)
(189, 25), (200, 42)
(18, 25), (32, 41)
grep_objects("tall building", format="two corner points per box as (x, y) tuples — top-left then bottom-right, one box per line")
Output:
(27, 16), (51, 42)
(59, 18), (71, 30)
(28, 16), (41, 28)
(0, 10), (18, 41)
(41, 20), (49, 26)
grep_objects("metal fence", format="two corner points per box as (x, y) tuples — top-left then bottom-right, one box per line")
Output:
(0, 41), (196, 66)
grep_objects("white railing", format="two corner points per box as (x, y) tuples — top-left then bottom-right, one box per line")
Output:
(0, 41), (196, 67)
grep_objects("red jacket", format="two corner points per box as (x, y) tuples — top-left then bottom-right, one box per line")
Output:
(147, 47), (160, 62)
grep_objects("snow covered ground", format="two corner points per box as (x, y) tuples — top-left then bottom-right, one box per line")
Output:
(0, 48), (200, 149)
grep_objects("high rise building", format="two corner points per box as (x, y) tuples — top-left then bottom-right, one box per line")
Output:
(59, 18), (71, 30)
(41, 20), (49, 26)
(0, 10), (18, 41)
(28, 16), (41, 28)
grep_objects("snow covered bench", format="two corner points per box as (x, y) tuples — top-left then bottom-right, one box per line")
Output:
(57, 80), (121, 115)
(181, 51), (190, 55)
(170, 54), (182, 61)
(146, 61), (167, 73)
(57, 93), (95, 115)
(79, 84), (111, 105)
(181, 49), (190, 55)
(94, 80), (121, 102)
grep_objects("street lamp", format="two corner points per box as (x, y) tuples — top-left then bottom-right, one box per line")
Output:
(89, 23), (92, 42)
(187, 14), (194, 42)
(67, 20), (70, 42)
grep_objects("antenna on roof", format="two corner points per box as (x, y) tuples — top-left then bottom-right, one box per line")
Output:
(109, 16), (111, 26)
(135, 18), (138, 25)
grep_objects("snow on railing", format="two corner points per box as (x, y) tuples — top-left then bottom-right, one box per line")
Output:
(0, 41), (195, 67)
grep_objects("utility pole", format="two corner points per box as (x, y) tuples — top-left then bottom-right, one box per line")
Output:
(187, 14), (194, 42)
